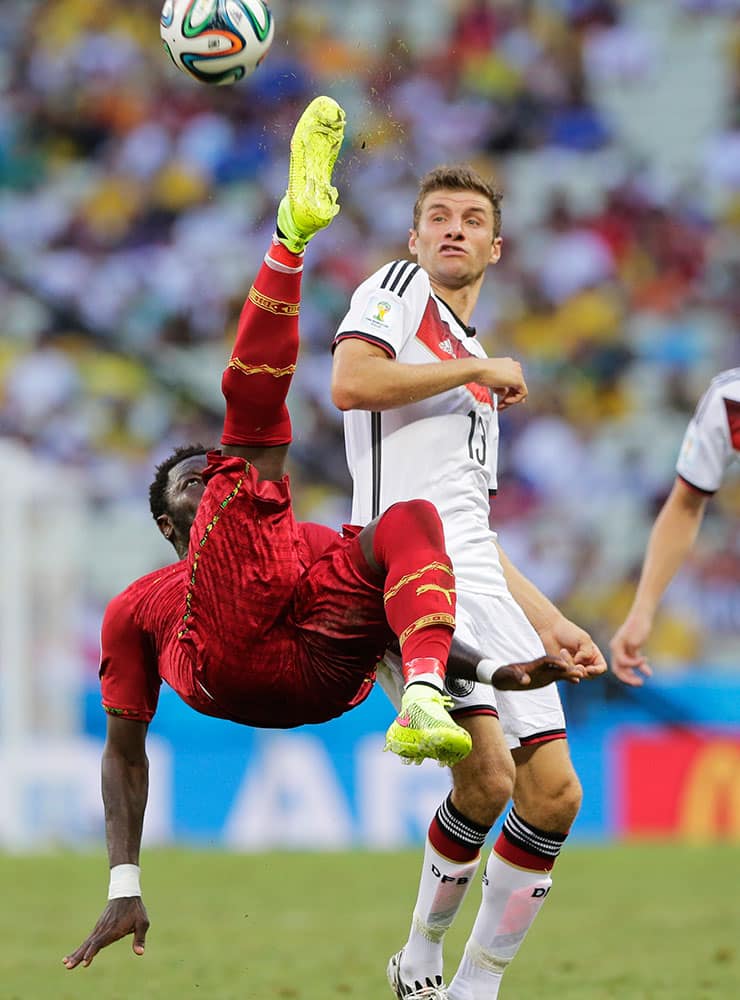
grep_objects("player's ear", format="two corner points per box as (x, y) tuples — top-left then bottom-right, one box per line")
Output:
(489, 236), (502, 264)
(156, 513), (174, 542)
(408, 228), (418, 256)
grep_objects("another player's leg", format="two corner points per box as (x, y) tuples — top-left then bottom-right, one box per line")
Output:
(221, 96), (345, 453)
(388, 716), (513, 1000)
(370, 500), (472, 768)
(447, 740), (580, 1000)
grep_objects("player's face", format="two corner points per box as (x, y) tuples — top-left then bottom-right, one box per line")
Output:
(158, 454), (207, 553)
(409, 189), (501, 291)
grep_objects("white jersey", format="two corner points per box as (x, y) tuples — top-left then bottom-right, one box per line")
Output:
(676, 368), (740, 493)
(334, 259), (507, 595)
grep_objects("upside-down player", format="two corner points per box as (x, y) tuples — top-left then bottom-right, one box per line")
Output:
(62, 97), (585, 973)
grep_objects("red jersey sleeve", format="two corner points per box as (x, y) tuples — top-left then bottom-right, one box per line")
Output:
(99, 590), (162, 722)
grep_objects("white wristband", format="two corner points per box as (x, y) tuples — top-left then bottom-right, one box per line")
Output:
(108, 864), (141, 900)
(475, 658), (498, 685)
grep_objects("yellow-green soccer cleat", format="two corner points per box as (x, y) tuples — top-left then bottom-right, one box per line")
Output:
(276, 95), (346, 253)
(385, 686), (472, 767)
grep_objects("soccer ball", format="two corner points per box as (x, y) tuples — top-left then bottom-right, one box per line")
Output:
(160, 0), (274, 86)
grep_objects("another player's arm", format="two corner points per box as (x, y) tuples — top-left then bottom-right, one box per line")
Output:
(63, 716), (150, 970)
(332, 338), (528, 411)
(609, 477), (708, 685)
(447, 636), (586, 690)
(495, 541), (607, 679)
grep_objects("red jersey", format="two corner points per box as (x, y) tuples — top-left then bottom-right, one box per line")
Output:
(100, 454), (390, 728)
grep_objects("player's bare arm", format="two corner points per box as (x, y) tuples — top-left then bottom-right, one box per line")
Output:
(446, 635), (586, 689)
(610, 478), (708, 686)
(332, 338), (527, 412)
(495, 541), (607, 678)
(63, 717), (150, 969)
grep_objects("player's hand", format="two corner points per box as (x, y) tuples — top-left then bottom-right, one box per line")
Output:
(477, 358), (528, 410)
(609, 612), (654, 687)
(538, 616), (607, 680)
(62, 897), (149, 969)
(492, 654), (586, 690)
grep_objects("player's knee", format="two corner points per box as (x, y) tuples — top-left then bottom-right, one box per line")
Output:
(452, 760), (514, 827)
(389, 499), (445, 542)
(374, 499), (448, 565)
(515, 766), (582, 831)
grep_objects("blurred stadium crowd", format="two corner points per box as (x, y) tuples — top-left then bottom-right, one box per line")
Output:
(0, 0), (738, 679)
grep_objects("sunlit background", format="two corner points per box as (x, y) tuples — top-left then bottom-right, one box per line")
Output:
(0, 0), (738, 850)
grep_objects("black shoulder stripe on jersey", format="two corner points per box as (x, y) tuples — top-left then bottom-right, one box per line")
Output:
(379, 260), (419, 297)
(396, 264), (420, 297)
(379, 260), (404, 290)
(371, 411), (382, 518)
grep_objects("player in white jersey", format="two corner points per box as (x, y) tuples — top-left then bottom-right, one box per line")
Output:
(611, 367), (740, 685)
(332, 165), (606, 1000)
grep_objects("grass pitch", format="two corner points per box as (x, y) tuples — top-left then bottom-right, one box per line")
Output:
(2, 842), (738, 999)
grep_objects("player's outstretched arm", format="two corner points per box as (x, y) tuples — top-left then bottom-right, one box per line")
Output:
(63, 717), (150, 969)
(610, 478), (708, 686)
(495, 541), (607, 680)
(447, 637), (586, 689)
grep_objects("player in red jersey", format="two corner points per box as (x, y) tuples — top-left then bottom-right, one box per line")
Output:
(63, 98), (585, 973)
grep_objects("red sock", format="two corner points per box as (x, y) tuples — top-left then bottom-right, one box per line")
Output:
(372, 500), (456, 685)
(221, 236), (304, 447)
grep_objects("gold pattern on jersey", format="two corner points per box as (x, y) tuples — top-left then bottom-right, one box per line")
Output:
(178, 477), (244, 639)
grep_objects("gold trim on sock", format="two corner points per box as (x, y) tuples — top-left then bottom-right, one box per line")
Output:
(416, 583), (455, 606)
(247, 286), (300, 316)
(384, 562), (454, 604)
(399, 613), (456, 647)
(227, 357), (296, 379)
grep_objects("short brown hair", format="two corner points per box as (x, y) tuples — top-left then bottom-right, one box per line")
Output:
(413, 166), (503, 237)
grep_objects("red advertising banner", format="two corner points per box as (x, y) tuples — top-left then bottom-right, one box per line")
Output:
(614, 728), (740, 840)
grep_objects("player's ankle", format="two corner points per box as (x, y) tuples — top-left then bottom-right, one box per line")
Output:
(403, 656), (446, 692)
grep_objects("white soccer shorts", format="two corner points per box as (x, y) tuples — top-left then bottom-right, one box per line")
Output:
(377, 588), (567, 750)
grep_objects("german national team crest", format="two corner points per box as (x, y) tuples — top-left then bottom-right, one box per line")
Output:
(445, 676), (476, 699)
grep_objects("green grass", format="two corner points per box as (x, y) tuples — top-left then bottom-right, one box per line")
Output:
(2, 843), (738, 999)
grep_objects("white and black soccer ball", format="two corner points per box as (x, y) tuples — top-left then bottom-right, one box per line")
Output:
(160, 0), (274, 86)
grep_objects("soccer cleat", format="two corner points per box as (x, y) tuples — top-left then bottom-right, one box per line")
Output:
(387, 949), (448, 999)
(384, 685), (472, 767)
(276, 95), (346, 253)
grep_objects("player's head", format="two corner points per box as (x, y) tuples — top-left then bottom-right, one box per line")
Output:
(410, 166), (503, 291)
(149, 444), (209, 557)
(412, 166), (502, 236)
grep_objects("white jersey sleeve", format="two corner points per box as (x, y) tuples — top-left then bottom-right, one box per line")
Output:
(333, 260), (426, 358)
(675, 368), (740, 493)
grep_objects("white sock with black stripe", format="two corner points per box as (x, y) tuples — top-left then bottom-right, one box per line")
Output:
(448, 809), (566, 1000)
(400, 795), (489, 990)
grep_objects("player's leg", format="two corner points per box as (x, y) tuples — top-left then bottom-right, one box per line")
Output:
(389, 713), (514, 1000)
(220, 96), (345, 478)
(447, 739), (580, 1000)
(363, 500), (472, 768)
